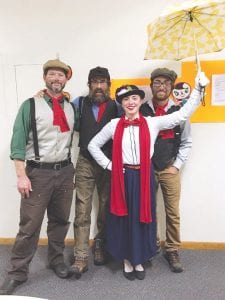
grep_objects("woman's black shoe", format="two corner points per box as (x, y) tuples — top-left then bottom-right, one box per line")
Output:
(135, 269), (146, 280)
(123, 270), (135, 281)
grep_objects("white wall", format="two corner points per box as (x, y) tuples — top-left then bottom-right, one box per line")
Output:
(0, 0), (224, 243)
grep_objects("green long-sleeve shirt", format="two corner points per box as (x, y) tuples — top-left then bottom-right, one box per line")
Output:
(10, 95), (78, 161)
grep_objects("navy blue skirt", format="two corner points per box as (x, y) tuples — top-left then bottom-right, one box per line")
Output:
(106, 166), (157, 265)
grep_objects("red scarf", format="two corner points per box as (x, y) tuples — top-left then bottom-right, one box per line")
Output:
(47, 93), (70, 133)
(154, 103), (174, 139)
(97, 102), (106, 123)
(111, 114), (152, 223)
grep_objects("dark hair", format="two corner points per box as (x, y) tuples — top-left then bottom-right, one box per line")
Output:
(88, 66), (110, 84)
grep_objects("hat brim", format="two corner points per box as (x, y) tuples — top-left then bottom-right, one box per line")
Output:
(43, 60), (70, 76)
(151, 74), (175, 82)
(116, 90), (145, 103)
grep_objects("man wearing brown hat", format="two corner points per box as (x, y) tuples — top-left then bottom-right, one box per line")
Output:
(0, 59), (77, 295)
(70, 67), (118, 277)
(140, 68), (192, 273)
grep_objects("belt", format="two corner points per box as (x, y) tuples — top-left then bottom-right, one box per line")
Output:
(26, 158), (71, 170)
(124, 164), (140, 170)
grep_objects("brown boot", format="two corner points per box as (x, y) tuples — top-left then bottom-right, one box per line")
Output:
(164, 250), (184, 273)
(93, 239), (107, 266)
(70, 257), (88, 278)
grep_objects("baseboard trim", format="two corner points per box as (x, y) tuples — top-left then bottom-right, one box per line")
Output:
(0, 238), (94, 247)
(181, 241), (225, 250)
(0, 238), (224, 250)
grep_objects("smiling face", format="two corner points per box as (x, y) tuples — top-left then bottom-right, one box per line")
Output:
(43, 68), (67, 97)
(173, 82), (191, 100)
(121, 94), (143, 120)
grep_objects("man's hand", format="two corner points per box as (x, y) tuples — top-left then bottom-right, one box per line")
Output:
(166, 166), (179, 175)
(34, 89), (45, 98)
(14, 160), (32, 198)
(17, 175), (32, 198)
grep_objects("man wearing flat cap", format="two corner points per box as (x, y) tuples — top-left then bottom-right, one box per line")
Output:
(70, 66), (118, 277)
(0, 59), (78, 295)
(140, 67), (192, 273)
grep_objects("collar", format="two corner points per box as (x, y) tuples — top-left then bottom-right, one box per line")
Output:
(147, 98), (176, 112)
(44, 93), (69, 103)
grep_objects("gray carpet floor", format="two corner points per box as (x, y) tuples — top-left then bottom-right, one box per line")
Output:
(0, 245), (224, 300)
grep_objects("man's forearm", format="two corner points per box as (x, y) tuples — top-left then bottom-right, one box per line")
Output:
(14, 159), (26, 177)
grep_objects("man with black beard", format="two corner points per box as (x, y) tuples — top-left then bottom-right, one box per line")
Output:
(71, 67), (117, 277)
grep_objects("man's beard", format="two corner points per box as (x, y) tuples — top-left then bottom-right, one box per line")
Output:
(90, 88), (109, 104)
(153, 90), (171, 102)
(46, 82), (65, 94)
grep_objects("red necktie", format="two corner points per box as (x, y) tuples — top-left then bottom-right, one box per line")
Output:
(97, 102), (106, 123)
(50, 94), (70, 132)
(154, 103), (174, 139)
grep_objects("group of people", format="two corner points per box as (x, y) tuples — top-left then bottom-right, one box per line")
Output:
(0, 58), (209, 295)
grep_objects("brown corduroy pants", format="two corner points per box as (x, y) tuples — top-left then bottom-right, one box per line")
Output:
(155, 169), (181, 252)
(8, 163), (75, 281)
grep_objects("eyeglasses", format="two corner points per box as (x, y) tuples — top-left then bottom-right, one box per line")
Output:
(90, 79), (108, 85)
(152, 80), (172, 88)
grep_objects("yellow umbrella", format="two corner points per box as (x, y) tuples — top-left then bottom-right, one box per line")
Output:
(145, 0), (225, 63)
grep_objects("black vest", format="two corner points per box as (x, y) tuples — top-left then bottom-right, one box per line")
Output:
(140, 102), (181, 171)
(79, 96), (117, 160)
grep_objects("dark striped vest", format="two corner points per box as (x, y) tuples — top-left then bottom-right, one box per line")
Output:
(140, 102), (181, 171)
(79, 96), (117, 160)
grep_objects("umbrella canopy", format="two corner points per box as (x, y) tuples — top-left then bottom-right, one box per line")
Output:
(145, 0), (225, 61)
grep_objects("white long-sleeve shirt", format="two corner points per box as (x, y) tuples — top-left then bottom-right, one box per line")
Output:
(88, 89), (201, 170)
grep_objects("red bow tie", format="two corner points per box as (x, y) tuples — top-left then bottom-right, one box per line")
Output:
(123, 118), (140, 127)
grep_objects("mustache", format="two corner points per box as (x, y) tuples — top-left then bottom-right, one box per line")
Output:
(93, 88), (104, 94)
(51, 81), (61, 84)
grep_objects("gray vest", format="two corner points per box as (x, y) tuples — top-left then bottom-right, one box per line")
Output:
(26, 97), (74, 162)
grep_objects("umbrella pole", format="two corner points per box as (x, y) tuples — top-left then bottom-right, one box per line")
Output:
(194, 32), (201, 72)
(194, 32), (205, 106)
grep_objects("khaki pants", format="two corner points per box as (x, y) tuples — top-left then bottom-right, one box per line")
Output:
(73, 153), (110, 258)
(155, 168), (181, 251)
(8, 164), (75, 281)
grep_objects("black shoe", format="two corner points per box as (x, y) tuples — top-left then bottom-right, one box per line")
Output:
(0, 278), (26, 295)
(135, 269), (146, 280)
(156, 240), (161, 254)
(93, 239), (107, 266)
(164, 250), (184, 273)
(50, 262), (69, 278)
(123, 270), (135, 281)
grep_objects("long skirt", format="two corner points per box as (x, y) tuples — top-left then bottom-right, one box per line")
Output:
(106, 166), (157, 265)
